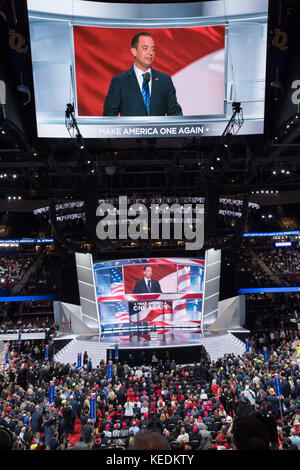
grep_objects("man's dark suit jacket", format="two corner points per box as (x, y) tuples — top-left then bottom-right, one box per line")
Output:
(133, 278), (162, 294)
(103, 66), (183, 116)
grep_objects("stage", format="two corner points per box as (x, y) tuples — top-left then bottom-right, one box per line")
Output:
(53, 252), (249, 365)
(53, 327), (248, 365)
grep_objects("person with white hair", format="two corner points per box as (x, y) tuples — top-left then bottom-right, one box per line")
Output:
(289, 427), (300, 450)
(244, 385), (256, 407)
(176, 427), (189, 444)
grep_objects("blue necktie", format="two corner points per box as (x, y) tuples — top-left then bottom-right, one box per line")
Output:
(142, 73), (150, 115)
(147, 280), (151, 293)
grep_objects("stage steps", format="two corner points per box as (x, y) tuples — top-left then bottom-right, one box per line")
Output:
(54, 337), (111, 367)
(201, 332), (245, 361)
(53, 331), (245, 365)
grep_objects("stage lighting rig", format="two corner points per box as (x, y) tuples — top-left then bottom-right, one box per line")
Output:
(209, 102), (244, 169)
(65, 102), (85, 149)
(221, 102), (244, 146)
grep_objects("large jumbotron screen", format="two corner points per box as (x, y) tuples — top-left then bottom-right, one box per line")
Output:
(94, 258), (204, 327)
(27, 0), (269, 138)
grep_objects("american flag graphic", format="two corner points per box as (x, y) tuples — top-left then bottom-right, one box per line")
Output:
(177, 265), (191, 293)
(115, 302), (130, 323)
(110, 267), (124, 295)
(173, 300), (187, 323)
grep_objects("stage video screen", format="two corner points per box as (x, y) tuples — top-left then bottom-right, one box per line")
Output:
(27, 0), (269, 138)
(94, 258), (204, 327)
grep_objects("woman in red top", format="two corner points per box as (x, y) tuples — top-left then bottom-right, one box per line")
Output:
(211, 380), (220, 395)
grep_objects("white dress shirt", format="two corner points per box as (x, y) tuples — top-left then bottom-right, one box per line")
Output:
(144, 277), (152, 291)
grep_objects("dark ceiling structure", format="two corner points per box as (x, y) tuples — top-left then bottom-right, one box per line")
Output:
(0, 0), (300, 257)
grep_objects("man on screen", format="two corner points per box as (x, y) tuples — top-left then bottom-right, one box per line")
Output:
(133, 265), (162, 294)
(103, 32), (183, 117)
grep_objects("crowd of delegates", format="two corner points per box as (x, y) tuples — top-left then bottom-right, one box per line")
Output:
(0, 255), (36, 289)
(252, 246), (300, 287)
(0, 315), (55, 333)
(0, 326), (299, 451)
(235, 243), (300, 289)
(245, 293), (299, 331)
(0, 252), (60, 295)
(19, 253), (60, 296)
(235, 249), (275, 289)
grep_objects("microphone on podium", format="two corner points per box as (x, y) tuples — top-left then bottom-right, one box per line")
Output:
(144, 72), (151, 83)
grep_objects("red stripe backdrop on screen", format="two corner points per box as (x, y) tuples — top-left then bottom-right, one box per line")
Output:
(73, 25), (225, 116)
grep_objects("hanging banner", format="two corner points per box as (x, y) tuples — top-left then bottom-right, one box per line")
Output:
(245, 338), (250, 353)
(4, 351), (8, 365)
(18, 332), (21, 344)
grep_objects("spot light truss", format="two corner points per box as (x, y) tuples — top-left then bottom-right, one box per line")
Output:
(222, 102), (244, 142)
(65, 102), (84, 149)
